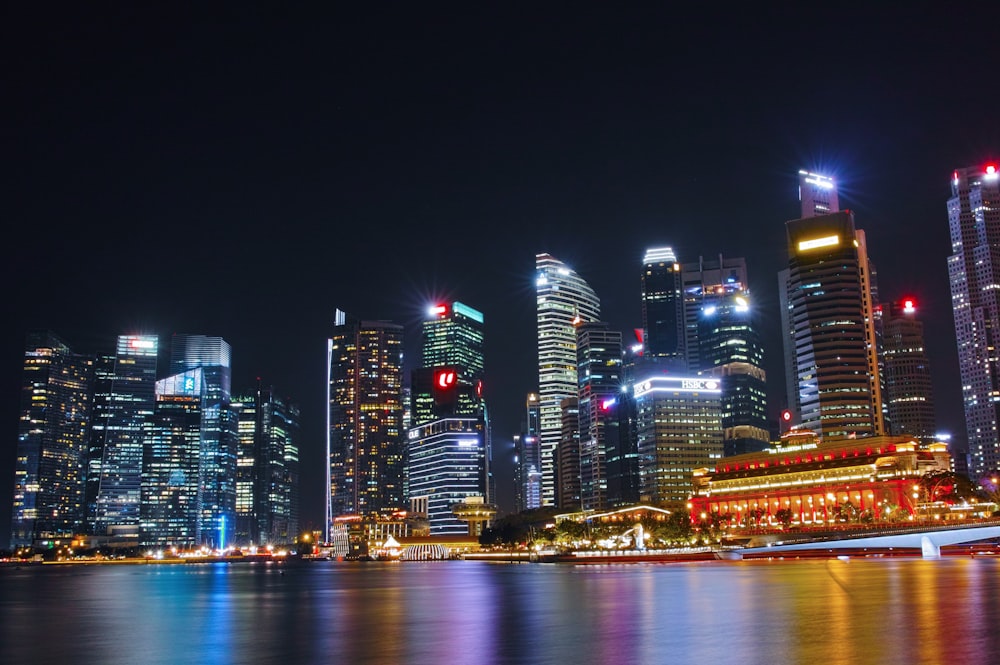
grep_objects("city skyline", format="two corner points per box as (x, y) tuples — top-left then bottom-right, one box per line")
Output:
(4, 5), (998, 537)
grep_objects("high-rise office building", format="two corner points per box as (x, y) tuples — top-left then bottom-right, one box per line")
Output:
(881, 298), (936, 439)
(140, 368), (202, 547)
(556, 397), (581, 510)
(514, 393), (542, 512)
(169, 334), (237, 548)
(779, 210), (884, 438)
(576, 321), (622, 510)
(641, 247), (684, 363)
(92, 334), (159, 539)
(633, 375), (723, 504)
(408, 301), (491, 533)
(327, 310), (405, 537)
(948, 163), (1000, 478)
(681, 255), (768, 455)
(798, 170), (839, 219)
(11, 332), (94, 548)
(698, 292), (769, 455)
(233, 383), (300, 546)
(536, 253), (600, 507)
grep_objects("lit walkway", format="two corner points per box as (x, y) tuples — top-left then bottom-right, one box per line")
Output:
(728, 523), (1000, 559)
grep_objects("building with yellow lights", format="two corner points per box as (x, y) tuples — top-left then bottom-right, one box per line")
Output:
(689, 431), (952, 526)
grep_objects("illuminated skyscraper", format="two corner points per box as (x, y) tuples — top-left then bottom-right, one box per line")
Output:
(685, 257), (769, 455)
(798, 170), (839, 219)
(326, 310), (405, 537)
(514, 393), (542, 512)
(576, 321), (622, 510)
(140, 368), (202, 547)
(10, 331), (94, 548)
(169, 334), (237, 548)
(633, 375), (723, 503)
(408, 301), (491, 534)
(948, 163), (1000, 478)
(233, 382), (300, 546)
(92, 334), (159, 539)
(641, 247), (684, 363)
(536, 253), (600, 507)
(881, 298), (936, 439)
(779, 211), (884, 438)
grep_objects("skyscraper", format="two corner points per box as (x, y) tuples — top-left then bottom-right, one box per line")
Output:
(514, 393), (542, 512)
(881, 298), (936, 439)
(536, 253), (600, 507)
(780, 211), (884, 438)
(633, 375), (723, 504)
(407, 301), (491, 534)
(11, 332), (94, 548)
(798, 170), (839, 219)
(140, 368), (202, 547)
(641, 247), (684, 363)
(169, 334), (237, 548)
(576, 321), (622, 510)
(233, 383), (300, 546)
(948, 163), (1000, 479)
(92, 334), (159, 539)
(327, 310), (405, 536)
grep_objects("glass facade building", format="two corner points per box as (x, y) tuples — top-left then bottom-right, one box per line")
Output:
(634, 375), (723, 504)
(140, 368), (202, 547)
(780, 211), (884, 439)
(169, 334), (237, 548)
(948, 164), (1000, 479)
(536, 253), (600, 507)
(881, 299), (936, 439)
(10, 331), (94, 548)
(327, 310), (406, 537)
(575, 322), (622, 510)
(408, 301), (491, 532)
(92, 334), (159, 539)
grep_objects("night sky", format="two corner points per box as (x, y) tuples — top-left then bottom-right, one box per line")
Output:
(3, 5), (998, 539)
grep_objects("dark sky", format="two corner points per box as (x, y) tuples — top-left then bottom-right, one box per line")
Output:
(3, 5), (998, 538)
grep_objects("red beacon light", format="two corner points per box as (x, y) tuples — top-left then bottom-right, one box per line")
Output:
(902, 298), (916, 314)
(987, 164), (999, 180)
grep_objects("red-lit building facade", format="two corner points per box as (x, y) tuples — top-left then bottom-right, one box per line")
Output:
(690, 431), (952, 526)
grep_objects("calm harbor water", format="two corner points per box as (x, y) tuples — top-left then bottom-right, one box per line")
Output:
(2, 557), (1000, 664)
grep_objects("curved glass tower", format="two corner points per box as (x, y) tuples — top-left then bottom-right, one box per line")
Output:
(535, 253), (600, 507)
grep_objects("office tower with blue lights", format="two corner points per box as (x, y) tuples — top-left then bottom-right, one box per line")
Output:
(881, 298), (936, 439)
(641, 247), (685, 364)
(779, 208), (884, 439)
(514, 393), (542, 512)
(408, 301), (491, 535)
(10, 332), (94, 548)
(140, 368), (202, 547)
(536, 253), (601, 507)
(948, 163), (1000, 478)
(326, 310), (406, 538)
(234, 382), (300, 546)
(633, 375), (723, 503)
(92, 334), (159, 539)
(169, 334), (237, 548)
(576, 321), (622, 510)
(684, 256), (769, 455)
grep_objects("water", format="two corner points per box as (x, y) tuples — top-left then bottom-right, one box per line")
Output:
(2, 557), (1000, 664)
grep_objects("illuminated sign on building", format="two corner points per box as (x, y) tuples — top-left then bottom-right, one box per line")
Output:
(633, 376), (721, 398)
(435, 369), (457, 389)
(797, 234), (840, 252)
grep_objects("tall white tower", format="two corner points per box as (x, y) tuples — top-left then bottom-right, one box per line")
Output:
(535, 253), (600, 507)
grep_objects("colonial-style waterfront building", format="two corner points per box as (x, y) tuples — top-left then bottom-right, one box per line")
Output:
(689, 431), (952, 526)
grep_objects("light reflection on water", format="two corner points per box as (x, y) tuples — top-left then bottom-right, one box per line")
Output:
(2, 558), (1000, 664)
